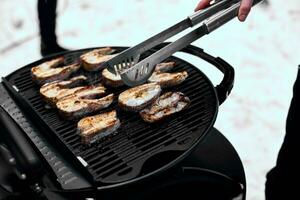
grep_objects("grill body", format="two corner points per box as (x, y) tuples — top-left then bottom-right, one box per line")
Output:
(3, 46), (221, 186)
(0, 44), (239, 199)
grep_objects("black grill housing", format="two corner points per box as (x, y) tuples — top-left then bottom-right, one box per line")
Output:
(4, 46), (219, 186)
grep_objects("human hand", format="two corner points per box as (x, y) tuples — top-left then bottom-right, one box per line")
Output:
(194, 0), (253, 22)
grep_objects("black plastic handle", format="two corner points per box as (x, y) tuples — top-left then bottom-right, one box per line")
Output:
(0, 106), (43, 183)
(153, 43), (234, 105)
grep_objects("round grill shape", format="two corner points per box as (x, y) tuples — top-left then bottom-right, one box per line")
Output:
(5, 44), (234, 186)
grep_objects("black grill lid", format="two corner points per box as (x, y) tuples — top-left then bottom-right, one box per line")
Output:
(3, 44), (234, 187)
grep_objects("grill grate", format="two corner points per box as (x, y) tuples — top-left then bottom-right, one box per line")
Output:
(6, 47), (217, 185)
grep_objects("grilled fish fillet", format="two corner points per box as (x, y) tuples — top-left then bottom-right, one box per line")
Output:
(118, 83), (161, 112)
(78, 110), (121, 145)
(102, 68), (123, 88)
(49, 84), (107, 106)
(148, 71), (188, 88)
(67, 85), (106, 100)
(102, 62), (176, 88)
(31, 57), (80, 85)
(80, 47), (116, 71)
(140, 92), (190, 123)
(154, 62), (176, 73)
(57, 94), (114, 120)
(40, 76), (87, 106)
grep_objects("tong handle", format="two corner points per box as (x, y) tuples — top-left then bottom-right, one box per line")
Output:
(205, 0), (263, 32)
(205, 1), (241, 32)
(189, 0), (239, 27)
(123, 0), (263, 85)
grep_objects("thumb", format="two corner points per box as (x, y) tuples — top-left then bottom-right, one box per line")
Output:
(238, 0), (253, 22)
(194, 0), (212, 12)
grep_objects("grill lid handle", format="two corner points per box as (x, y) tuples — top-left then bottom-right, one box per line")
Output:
(153, 43), (234, 105)
(0, 106), (44, 183)
(180, 45), (234, 105)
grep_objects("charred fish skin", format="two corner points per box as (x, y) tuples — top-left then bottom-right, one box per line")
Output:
(140, 92), (190, 123)
(51, 87), (85, 105)
(148, 71), (188, 88)
(80, 47), (116, 71)
(67, 85), (106, 100)
(118, 83), (162, 112)
(52, 84), (106, 104)
(40, 76), (105, 105)
(56, 94), (114, 120)
(40, 76), (87, 106)
(49, 85), (106, 107)
(78, 110), (121, 145)
(51, 75), (87, 88)
(31, 56), (81, 85)
(40, 75), (87, 93)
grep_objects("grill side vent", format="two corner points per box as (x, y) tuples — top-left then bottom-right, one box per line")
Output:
(0, 84), (91, 189)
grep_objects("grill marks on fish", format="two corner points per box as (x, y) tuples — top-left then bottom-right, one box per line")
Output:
(140, 92), (190, 123)
(31, 57), (81, 85)
(32, 48), (191, 145)
(40, 76), (107, 107)
(118, 83), (162, 112)
(69, 85), (106, 100)
(31, 48), (116, 86)
(40, 75), (87, 106)
(78, 110), (121, 145)
(57, 94), (114, 120)
(80, 47), (116, 71)
(39, 74), (113, 120)
(148, 71), (188, 88)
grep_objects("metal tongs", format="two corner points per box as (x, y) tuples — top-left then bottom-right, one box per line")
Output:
(104, 0), (263, 86)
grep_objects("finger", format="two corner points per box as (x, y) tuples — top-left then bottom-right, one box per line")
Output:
(194, 0), (212, 11)
(238, 0), (253, 22)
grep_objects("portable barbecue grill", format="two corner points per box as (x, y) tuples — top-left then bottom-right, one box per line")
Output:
(0, 44), (246, 200)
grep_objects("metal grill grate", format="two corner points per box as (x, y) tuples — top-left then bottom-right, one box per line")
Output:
(5, 47), (217, 185)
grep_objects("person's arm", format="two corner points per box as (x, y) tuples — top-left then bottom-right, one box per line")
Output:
(194, 0), (253, 22)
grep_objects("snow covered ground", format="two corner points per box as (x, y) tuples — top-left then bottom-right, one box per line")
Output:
(1, 0), (300, 199)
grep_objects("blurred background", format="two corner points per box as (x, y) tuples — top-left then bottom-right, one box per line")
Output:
(0, 0), (299, 199)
